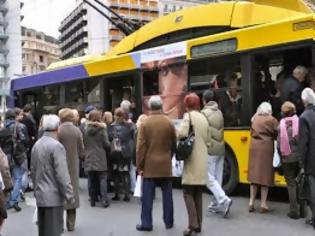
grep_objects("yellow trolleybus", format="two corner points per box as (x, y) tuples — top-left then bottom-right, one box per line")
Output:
(12, 0), (315, 193)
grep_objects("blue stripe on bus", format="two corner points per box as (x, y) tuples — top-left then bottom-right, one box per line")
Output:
(11, 65), (88, 91)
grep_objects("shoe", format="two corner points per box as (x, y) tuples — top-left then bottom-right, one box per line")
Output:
(90, 201), (95, 207)
(305, 218), (315, 228)
(183, 228), (199, 236)
(112, 195), (120, 201)
(136, 224), (152, 231)
(223, 199), (232, 218)
(260, 207), (272, 214)
(13, 203), (21, 212)
(20, 190), (25, 202)
(123, 196), (130, 202)
(248, 205), (255, 213)
(103, 200), (110, 208)
(165, 224), (174, 229)
(208, 203), (219, 213)
(67, 227), (75, 232)
(287, 212), (300, 220)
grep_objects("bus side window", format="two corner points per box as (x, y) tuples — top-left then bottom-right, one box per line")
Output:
(189, 56), (242, 127)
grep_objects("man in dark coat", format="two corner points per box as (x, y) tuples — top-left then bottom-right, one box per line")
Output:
(20, 104), (37, 169)
(299, 88), (315, 228)
(280, 65), (308, 115)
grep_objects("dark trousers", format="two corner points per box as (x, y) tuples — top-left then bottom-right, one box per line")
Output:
(113, 171), (130, 198)
(183, 185), (203, 230)
(141, 178), (173, 229)
(282, 162), (300, 214)
(87, 171), (108, 202)
(66, 209), (76, 231)
(307, 175), (315, 218)
(38, 206), (63, 236)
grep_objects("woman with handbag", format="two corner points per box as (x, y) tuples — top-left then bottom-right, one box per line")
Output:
(178, 93), (211, 236)
(108, 108), (133, 202)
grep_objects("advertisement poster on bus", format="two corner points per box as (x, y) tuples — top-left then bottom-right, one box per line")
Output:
(140, 41), (188, 119)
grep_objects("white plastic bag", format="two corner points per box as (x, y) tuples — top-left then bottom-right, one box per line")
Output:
(172, 156), (183, 177)
(32, 207), (38, 225)
(0, 172), (4, 191)
(273, 141), (281, 168)
(134, 175), (143, 198)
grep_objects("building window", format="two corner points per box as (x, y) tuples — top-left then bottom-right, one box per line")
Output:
(163, 4), (168, 12)
(39, 55), (44, 63)
(22, 66), (26, 73)
(172, 5), (176, 12)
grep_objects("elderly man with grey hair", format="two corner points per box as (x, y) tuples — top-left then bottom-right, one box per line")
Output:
(31, 115), (74, 236)
(299, 88), (315, 228)
(136, 96), (176, 232)
(280, 65), (308, 115)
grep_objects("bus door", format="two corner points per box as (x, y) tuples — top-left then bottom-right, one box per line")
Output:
(251, 45), (312, 119)
(104, 74), (138, 120)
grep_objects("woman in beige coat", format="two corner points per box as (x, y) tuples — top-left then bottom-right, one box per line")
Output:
(178, 93), (210, 236)
(58, 108), (84, 232)
(248, 102), (278, 213)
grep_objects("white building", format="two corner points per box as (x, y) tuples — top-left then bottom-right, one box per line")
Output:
(59, 0), (159, 60)
(0, 0), (23, 110)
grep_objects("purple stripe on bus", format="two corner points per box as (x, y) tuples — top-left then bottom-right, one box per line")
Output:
(11, 65), (89, 91)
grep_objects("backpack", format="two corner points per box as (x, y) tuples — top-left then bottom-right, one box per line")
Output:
(110, 126), (122, 154)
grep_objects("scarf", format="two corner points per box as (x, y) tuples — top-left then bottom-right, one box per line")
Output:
(280, 115), (299, 156)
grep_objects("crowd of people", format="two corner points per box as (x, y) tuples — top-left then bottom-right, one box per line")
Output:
(0, 65), (314, 236)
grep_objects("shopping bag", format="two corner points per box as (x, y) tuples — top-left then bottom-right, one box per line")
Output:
(134, 175), (143, 198)
(273, 141), (281, 168)
(0, 172), (4, 191)
(32, 207), (38, 225)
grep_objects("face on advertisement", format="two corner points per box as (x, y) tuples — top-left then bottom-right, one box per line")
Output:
(158, 58), (187, 118)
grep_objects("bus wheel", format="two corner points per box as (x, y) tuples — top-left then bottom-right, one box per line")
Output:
(222, 147), (239, 195)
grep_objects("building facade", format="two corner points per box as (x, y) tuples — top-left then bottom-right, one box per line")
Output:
(0, 0), (23, 110)
(59, 0), (159, 59)
(21, 27), (61, 75)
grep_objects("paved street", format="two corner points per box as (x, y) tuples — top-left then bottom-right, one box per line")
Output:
(2, 179), (315, 236)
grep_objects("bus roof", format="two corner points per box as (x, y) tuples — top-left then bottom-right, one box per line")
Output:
(107, 0), (312, 56)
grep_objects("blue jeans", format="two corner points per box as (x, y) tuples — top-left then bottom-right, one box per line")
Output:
(7, 162), (26, 207)
(141, 178), (173, 229)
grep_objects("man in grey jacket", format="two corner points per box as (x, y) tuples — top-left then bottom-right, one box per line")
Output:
(202, 90), (232, 218)
(31, 115), (74, 236)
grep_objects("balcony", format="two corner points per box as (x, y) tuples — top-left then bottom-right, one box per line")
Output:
(0, 5), (8, 15)
(0, 34), (8, 41)
(110, 34), (123, 41)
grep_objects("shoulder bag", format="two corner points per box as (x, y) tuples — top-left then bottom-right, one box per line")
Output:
(176, 113), (195, 161)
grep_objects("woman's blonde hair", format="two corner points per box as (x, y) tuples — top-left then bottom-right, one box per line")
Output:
(281, 101), (296, 116)
(58, 108), (75, 123)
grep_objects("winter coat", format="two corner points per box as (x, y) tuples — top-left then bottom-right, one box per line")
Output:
(136, 112), (176, 178)
(84, 122), (110, 172)
(280, 76), (304, 115)
(201, 101), (225, 156)
(218, 91), (242, 127)
(178, 111), (211, 185)
(58, 122), (84, 209)
(0, 148), (13, 214)
(299, 105), (315, 176)
(31, 132), (74, 207)
(248, 114), (278, 187)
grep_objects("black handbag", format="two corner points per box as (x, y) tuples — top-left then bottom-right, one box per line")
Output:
(176, 113), (195, 161)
